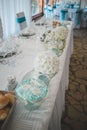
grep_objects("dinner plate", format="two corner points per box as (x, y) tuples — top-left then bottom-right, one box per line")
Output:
(16, 77), (48, 105)
(18, 32), (35, 38)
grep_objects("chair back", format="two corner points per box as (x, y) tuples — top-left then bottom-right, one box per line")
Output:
(60, 9), (68, 21)
(0, 18), (3, 41)
(16, 12), (27, 30)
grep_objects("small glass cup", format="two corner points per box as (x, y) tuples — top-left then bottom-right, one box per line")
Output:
(7, 75), (17, 91)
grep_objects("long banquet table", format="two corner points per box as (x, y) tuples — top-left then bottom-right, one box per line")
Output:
(0, 20), (73, 130)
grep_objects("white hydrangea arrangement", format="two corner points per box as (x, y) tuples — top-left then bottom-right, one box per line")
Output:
(41, 26), (68, 56)
(43, 40), (65, 56)
(44, 26), (68, 43)
(54, 26), (68, 41)
(34, 51), (59, 78)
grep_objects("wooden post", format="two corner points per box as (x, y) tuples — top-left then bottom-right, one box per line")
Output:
(38, 0), (43, 12)
(50, 0), (54, 6)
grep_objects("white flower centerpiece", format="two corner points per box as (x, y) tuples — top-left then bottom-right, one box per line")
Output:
(54, 26), (68, 41)
(34, 51), (59, 78)
(41, 26), (68, 56)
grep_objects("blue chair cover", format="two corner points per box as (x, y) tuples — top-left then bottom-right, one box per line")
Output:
(48, 8), (53, 12)
(75, 10), (82, 28)
(84, 7), (87, 12)
(16, 12), (27, 30)
(74, 4), (80, 9)
(47, 5), (53, 18)
(64, 4), (70, 9)
(61, 9), (68, 20)
(56, 2), (61, 8)
(43, 5), (48, 18)
(53, 4), (56, 9)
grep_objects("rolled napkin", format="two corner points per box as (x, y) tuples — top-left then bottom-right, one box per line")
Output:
(35, 16), (47, 26)
(18, 31), (35, 38)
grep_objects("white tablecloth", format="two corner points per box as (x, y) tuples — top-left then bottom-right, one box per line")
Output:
(0, 21), (73, 130)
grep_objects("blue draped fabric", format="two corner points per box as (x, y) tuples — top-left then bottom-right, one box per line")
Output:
(17, 16), (26, 23)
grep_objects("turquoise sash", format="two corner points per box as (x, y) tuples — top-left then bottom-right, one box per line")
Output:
(17, 16), (26, 23)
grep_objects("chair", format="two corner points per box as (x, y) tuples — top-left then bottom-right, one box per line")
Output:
(0, 17), (3, 41)
(16, 12), (27, 30)
(60, 9), (68, 21)
(81, 8), (87, 28)
(75, 9), (83, 29)
(47, 5), (53, 18)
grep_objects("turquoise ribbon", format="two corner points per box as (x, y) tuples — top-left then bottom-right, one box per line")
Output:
(17, 16), (26, 23)
(61, 10), (68, 13)
(53, 5), (56, 9)
(48, 8), (53, 12)
(70, 4), (74, 9)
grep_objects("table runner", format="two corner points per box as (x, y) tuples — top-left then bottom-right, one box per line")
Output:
(0, 21), (73, 130)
